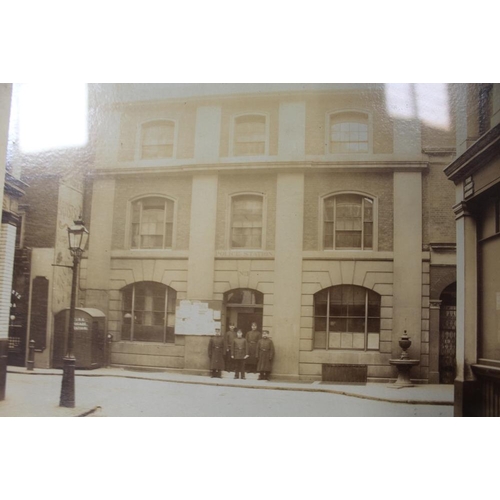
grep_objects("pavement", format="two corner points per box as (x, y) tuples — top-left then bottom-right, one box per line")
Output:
(0, 365), (454, 417)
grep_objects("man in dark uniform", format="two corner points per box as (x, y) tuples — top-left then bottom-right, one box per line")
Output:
(231, 329), (249, 379)
(245, 322), (262, 373)
(224, 323), (236, 373)
(256, 330), (275, 380)
(208, 328), (225, 378)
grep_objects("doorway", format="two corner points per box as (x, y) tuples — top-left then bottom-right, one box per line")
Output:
(439, 283), (457, 384)
(224, 288), (263, 333)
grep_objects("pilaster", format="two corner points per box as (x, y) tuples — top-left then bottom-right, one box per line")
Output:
(273, 172), (304, 377)
(187, 174), (218, 300)
(85, 178), (116, 313)
(392, 172), (422, 366)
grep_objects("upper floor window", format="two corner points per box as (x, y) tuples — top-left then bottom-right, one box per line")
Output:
(230, 194), (264, 249)
(329, 112), (369, 154)
(233, 114), (267, 156)
(121, 281), (177, 343)
(141, 120), (175, 159)
(313, 285), (381, 351)
(323, 194), (374, 250)
(131, 197), (174, 249)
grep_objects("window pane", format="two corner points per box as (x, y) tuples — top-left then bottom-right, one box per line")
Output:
(234, 115), (266, 156)
(142, 121), (175, 159)
(367, 333), (380, 350)
(341, 332), (353, 349)
(121, 282), (176, 344)
(353, 333), (365, 349)
(231, 195), (263, 249)
(328, 332), (341, 349)
(330, 318), (347, 332)
(336, 231), (362, 248)
(314, 330), (327, 349)
(367, 318), (381, 333)
(314, 317), (327, 332)
(330, 115), (368, 153)
(348, 318), (365, 333)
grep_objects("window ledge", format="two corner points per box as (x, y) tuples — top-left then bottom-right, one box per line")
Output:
(303, 250), (393, 261)
(111, 249), (189, 259)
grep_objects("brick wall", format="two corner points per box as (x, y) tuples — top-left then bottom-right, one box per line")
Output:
(303, 172), (394, 251)
(422, 161), (456, 246)
(112, 174), (192, 250)
(23, 176), (59, 248)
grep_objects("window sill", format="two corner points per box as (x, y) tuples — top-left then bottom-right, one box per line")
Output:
(111, 249), (189, 259)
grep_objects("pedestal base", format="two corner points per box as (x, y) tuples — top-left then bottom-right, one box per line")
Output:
(60, 356), (76, 407)
(388, 359), (420, 389)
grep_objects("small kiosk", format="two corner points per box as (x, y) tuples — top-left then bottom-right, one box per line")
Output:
(53, 308), (106, 369)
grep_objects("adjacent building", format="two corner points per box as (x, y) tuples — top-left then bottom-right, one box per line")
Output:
(1, 83), (26, 400)
(445, 83), (500, 416)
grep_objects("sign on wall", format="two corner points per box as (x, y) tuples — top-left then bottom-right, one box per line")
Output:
(175, 300), (221, 335)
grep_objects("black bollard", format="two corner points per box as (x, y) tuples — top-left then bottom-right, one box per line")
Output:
(27, 339), (35, 371)
(106, 333), (113, 367)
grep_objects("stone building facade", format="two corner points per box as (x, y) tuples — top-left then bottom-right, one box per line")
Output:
(73, 84), (458, 382)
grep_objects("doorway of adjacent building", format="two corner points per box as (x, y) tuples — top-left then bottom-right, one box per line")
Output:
(439, 283), (457, 384)
(223, 288), (263, 334)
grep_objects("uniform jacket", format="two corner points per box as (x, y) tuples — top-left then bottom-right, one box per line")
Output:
(256, 337), (275, 372)
(208, 335), (225, 370)
(231, 337), (248, 360)
(245, 329), (262, 364)
(224, 329), (236, 352)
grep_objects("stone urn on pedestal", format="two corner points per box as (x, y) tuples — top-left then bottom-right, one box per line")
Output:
(388, 331), (420, 389)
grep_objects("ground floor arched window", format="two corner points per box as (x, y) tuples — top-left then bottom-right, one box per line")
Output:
(313, 285), (380, 350)
(121, 281), (177, 343)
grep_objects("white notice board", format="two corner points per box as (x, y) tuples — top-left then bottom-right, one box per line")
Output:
(175, 300), (221, 335)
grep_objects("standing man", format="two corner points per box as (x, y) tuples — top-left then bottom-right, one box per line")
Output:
(245, 322), (262, 374)
(231, 329), (249, 379)
(256, 330), (275, 380)
(208, 328), (225, 378)
(224, 323), (236, 373)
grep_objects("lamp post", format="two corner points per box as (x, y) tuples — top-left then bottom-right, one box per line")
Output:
(59, 218), (89, 408)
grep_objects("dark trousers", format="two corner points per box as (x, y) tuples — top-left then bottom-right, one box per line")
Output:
(225, 351), (233, 372)
(234, 359), (246, 379)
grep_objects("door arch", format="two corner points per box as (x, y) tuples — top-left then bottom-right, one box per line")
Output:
(223, 288), (263, 334)
(439, 282), (456, 384)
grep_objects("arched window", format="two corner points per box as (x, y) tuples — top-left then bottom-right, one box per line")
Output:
(329, 112), (369, 153)
(131, 196), (174, 249)
(323, 194), (374, 250)
(121, 281), (177, 343)
(230, 194), (264, 249)
(233, 114), (267, 156)
(141, 120), (175, 159)
(313, 285), (380, 351)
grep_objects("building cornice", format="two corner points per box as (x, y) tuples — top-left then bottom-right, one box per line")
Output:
(3, 172), (28, 198)
(89, 160), (429, 178)
(444, 122), (500, 182)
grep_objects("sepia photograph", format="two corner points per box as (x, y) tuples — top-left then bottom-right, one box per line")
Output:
(2, 4), (499, 500)
(1, 81), (499, 418)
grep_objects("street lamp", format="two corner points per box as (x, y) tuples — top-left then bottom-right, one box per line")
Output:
(59, 218), (89, 408)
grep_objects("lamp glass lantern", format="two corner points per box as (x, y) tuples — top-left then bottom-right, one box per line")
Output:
(68, 218), (89, 256)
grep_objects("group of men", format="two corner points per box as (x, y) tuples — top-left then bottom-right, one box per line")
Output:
(207, 322), (275, 380)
